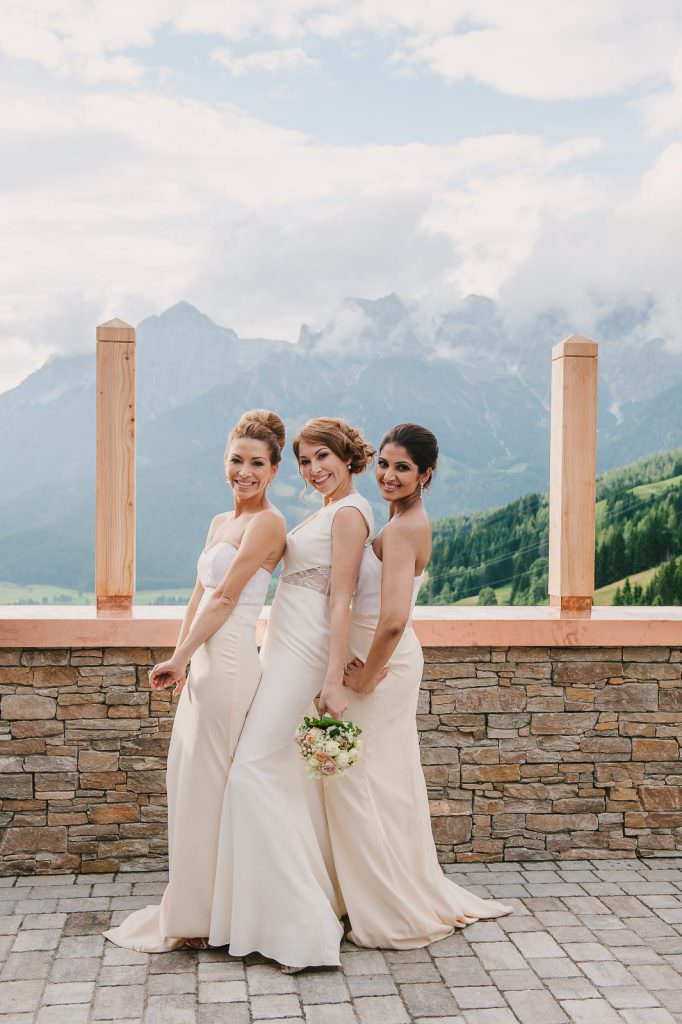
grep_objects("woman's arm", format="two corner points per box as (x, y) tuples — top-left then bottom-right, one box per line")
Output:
(318, 506), (369, 718)
(149, 578), (205, 694)
(344, 525), (416, 695)
(176, 514), (222, 651)
(150, 512), (284, 693)
(148, 515), (222, 691)
(175, 577), (205, 649)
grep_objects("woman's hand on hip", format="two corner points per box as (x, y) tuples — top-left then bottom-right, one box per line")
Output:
(343, 657), (366, 693)
(344, 657), (388, 694)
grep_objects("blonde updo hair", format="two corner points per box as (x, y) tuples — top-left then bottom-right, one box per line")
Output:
(226, 409), (286, 466)
(293, 417), (375, 475)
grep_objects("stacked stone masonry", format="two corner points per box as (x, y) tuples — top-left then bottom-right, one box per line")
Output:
(0, 644), (681, 875)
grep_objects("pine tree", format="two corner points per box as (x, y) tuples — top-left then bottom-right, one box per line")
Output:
(610, 532), (627, 581)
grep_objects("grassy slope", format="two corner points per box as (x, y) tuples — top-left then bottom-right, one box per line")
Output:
(0, 582), (193, 606)
(593, 567), (658, 606)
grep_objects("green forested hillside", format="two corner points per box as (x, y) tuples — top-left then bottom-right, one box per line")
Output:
(419, 449), (682, 606)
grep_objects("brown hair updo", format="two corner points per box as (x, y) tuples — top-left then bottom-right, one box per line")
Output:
(380, 423), (439, 488)
(226, 409), (286, 466)
(293, 417), (375, 475)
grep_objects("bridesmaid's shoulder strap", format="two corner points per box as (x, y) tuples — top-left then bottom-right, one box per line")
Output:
(329, 492), (374, 541)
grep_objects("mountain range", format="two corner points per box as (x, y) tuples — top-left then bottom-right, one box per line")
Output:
(1, 295), (682, 590)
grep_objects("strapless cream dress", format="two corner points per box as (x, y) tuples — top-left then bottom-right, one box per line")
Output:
(323, 539), (512, 948)
(104, 543), (270, 952)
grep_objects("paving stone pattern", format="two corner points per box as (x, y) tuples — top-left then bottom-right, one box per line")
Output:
(3, 860), (682, 1022)
(1, 645), (681, 874)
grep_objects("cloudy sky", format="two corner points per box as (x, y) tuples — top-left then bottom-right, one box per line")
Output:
(2, 1), (682, 391)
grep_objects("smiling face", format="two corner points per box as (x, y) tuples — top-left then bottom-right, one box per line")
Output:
(297, 439), (351, 499)
(225, 437), (277, 501)
(376, 442), (427, 504)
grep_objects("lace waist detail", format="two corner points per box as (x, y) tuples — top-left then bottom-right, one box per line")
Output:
(281, 566), (331, 596)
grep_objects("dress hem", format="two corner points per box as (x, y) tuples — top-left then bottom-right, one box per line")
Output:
(345, 901), (514, 950)
(103, 927), (186, 954)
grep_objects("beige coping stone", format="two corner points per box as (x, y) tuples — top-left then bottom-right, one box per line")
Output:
(1, 605), (682, 648)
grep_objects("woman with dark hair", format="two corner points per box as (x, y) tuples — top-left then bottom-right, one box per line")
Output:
(209, 417), (375, 970)
(325, 423), (511, 948)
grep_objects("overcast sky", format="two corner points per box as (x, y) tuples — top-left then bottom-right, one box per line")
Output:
(2, 1), (682, 391)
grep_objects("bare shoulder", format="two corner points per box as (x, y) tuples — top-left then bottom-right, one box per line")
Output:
(247, 506), (286, 539)
(206, 511), (230, 540)
(331, 503), (370, 535)
(383, 513), (431, 564)
(263, 506), (287, 533)
(386, 512), (429, 543)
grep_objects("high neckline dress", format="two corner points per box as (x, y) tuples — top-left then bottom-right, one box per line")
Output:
(323, 538), (512, 948)
(209, 492), (374, 968)
(104, 542), (271, 952)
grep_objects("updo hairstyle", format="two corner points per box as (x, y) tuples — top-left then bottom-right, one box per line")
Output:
(380, 423), (439, 489)
(226, 409), (286, 466)
(293, 417), (375, 475)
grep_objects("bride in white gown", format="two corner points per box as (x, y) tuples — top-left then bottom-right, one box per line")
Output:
(210, 417), (375, 969)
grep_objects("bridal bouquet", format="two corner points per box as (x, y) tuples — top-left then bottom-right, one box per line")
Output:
(295, 715), (362, 777)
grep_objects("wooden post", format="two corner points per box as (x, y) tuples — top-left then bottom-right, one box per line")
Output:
(96, 318), (136, 612)
(548, 335), (598, 612)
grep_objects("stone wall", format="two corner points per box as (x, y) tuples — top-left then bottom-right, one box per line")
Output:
(423, 645), (682, 862)
(1, 644), (681, 875)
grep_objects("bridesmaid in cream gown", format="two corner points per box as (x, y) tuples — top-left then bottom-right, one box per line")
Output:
(209, 417), (375, 970)
(327, 423), (512, 949)
(104, 410), (287, 952)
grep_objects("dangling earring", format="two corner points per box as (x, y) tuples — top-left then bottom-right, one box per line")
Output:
(419, 481), (424, 497)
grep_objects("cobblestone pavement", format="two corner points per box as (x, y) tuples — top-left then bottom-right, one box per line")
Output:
(3, 859), (682, 1023)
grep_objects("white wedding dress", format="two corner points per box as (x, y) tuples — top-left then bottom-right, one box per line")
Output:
(209, 491), (374, 967)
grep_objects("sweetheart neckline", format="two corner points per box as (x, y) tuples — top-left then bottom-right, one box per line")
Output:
(201, 541), (273, 576)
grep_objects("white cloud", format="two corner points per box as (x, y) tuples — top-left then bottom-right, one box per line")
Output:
(210, 46), (319, 76)
(386, 2), (682, 101)
(188, 193), (456, 340)
(1, 1), (682, 389)
(498, 143), (682, 348)
(0, 334), (53, 392)
(637, 46), (682, 137)
(0, 0), (149, 81)
(3, 0), (681, 110)
(0, 83), (610, 372)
